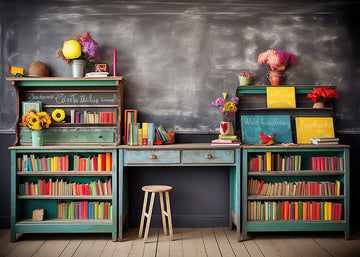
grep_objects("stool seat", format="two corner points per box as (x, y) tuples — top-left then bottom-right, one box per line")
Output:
(142, 185), (172, 193)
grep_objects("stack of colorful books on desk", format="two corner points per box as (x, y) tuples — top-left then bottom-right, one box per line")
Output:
(310, 137), (339, 145)
(211, 136), (241, 146)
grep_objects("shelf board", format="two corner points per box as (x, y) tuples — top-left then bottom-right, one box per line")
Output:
(238, 107), (333, 111)
(17, 171), (112, 176)
(248, 171), (345, 176)
(17, 218), (112, 224)
(17, 195), (112, 200)
(248, 195), (345, 200)
(19, 122), (117, 127)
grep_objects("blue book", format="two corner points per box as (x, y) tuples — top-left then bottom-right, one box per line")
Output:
(89, 202), (93, 219)
(148, 123), (154, 145)
(28, 157), (33, 171)
(80, 113), (83, 123)
(23, 155), (28, 171)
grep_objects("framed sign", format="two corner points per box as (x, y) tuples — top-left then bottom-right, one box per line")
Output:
(295, 117), (335, 144)
(241, 115), (293, 144)
(267, 87), (296, 108)
(22, 101), (42, 116)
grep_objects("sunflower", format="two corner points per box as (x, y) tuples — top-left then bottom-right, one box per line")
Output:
(52, 109), (65, 122)
(28, 113), (40, 126)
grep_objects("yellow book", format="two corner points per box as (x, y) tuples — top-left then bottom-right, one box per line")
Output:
(110, 205), (113, 220)
(266, 152), (271, 171)
(142, 123), (148, 145)
(54, 156), (58, 171)
(295, 202), (299, 220)
(98, 154), (102, 171)
(328, 202), (332, 220)
(336, 180), (341, 196)
(106, 152), (111, 171)
(324, 202), (328, 220)
(138, 129), (143, 146)
(34, 184), (38, 195)
(50, 158), (54, 172)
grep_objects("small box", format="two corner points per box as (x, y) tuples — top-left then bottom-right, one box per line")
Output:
(95, 64), (109, 72)
(32, 209), (45, 221)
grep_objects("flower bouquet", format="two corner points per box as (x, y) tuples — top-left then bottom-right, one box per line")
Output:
(257, 50), (297, 85)
(237, 72), (255, 86)
(306, 86), (339, 108)
(212, 93), (239, 136)
(22, 109), (52, 146)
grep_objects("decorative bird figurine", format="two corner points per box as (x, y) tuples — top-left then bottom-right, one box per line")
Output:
(259, 132), (276, 145)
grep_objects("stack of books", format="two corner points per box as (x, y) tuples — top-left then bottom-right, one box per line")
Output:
(310, 137), (339, 145)
(85, 72), (109, 78)
(211, 136), (241, 146)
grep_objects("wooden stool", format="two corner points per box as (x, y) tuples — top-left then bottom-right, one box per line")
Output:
(138, 185), (173, 243)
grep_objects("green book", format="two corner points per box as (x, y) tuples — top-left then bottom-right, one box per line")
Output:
(272, 202), (277, 220)
(294, 155), (299, 171)
(321, 202), (325, 220)
(91, 181), (97, 196)
(74, 155), (78, 171)
(100, 202), (105, 219)
(70, 202), (75, 219)
(298, 155), (302, 171)
(86, 157), (91, 171)
(64, 203), (69, 219)
(299, 201), (303, 220)
(277, 201), (281, 220)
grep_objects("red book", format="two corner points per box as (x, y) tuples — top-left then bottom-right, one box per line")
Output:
(258, 181), (264, 195)
(316, 202), (321, 220)
(107, 179), (112, 195)
(316, 157), (321, 171)
(109, 112), (114, 124)
(66, 155), (69, 171)
(142, 138), (148, 145)
(59, 156), (63, 171)
(104, 112), (110, 123)
(281, 203), (285, 220)
(252, 158), (256, 171)
(338, 204), (342, 220)
(314, 182), (319, 196)
(331, 157), (334, 171)
(104, 203), (108, 220)
(332, 203), (336, 220)
(320, 157), (325, 171)
(41, 157), (47, 171)
(84, 201), (89, 219)
(92, 155), (97, 171)
(101, 154), (106, 172)
(100, 112), (104, 123)
(96, 182), (101, 195)
(79, 202), (84, 219)
(45, 181), (49, 195)
(284, 202), (289, 220)
(331, 183), (336, 195)
(310, 182), (314, 196)
(85, 184), (90, 195)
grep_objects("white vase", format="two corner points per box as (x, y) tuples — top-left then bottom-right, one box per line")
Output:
(71, 60), (85, 78)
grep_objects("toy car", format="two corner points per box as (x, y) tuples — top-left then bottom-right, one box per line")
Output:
(8, 66), (25, 77)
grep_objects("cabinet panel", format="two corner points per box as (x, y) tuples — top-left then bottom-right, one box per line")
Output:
(182, 149), (235, 164)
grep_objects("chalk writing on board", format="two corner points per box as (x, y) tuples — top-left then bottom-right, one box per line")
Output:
(267, 87), (296, 108)
(241, 115), (293, 144)
(295, 117), (334, 144)
(24, 92), (117, 106)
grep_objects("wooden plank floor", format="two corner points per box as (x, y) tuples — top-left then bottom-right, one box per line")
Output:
(1, 228), (359, 257)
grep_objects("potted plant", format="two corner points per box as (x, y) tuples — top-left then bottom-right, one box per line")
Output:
(56, 32), (100, 77)
(237, 72), (255, 86)
(257, 50), (297, 85)
(306, 86), (339, 108)
(22, 109), (52, 146)
(211, 93), (239, 136)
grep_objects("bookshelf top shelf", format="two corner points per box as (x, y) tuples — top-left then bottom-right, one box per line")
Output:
(17, 195), (113, 200)
(242, 144), (350, 149)
(6, 76), (124, 81)
(248, 171), (345, 176)
(17, 171), (113, 176)
(247, 195), (345, 200)
(16, 219), (112, 224)
(236, 85), (335, 94)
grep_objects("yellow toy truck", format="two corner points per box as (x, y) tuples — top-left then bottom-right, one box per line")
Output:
(8, 66), (25, 77)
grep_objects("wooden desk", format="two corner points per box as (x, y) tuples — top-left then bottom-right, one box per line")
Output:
(118, 143), (242, 241)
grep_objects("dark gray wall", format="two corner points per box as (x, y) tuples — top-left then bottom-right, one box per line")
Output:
(1, 0), (360, 228)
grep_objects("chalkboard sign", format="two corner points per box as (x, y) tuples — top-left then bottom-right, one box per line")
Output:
(295, 117), (334, 144)
(23, 92), (117, 106)
(241, 115), (293, 144)
(267, 87), (296, 108)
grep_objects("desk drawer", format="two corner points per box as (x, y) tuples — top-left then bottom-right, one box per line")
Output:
(182, 149), (235, 164)
(124, 150), (180, 165)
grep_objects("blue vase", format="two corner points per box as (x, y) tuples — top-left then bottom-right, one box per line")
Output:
(31, 130), (44, 147)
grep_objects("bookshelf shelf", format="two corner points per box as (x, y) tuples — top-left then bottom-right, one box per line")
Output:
(248, 171), (345, 176)
(248, 195), (345, 201)
(10, 147), (118, 242)
(17, 171), (113, 176)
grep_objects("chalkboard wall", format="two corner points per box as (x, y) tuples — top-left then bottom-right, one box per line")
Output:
(1, 0), (360, 229)
(1, 0), (360, 133)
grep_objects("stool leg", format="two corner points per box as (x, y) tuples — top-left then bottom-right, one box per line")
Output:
(144, 192), (155, 243)
(165, 191), (174, 240)
(138, 191), (148, 238)
(159, 192), (168, 235)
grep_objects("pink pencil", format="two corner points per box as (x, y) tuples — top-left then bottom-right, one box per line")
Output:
(113, 49), (117, 76)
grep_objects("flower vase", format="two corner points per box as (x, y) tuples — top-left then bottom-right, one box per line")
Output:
(268, 70), (284, 86)
(71, 60), (85, 78)
(313, 102), (325, 108)
(239, 76), (252, 86)
(31, 130), (44, 147)
(219, 121), (234, 136)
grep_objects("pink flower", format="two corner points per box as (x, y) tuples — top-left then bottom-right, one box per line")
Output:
(267, 52), (282, 69)
(258, 49), (296, 71)
(289, 54), (297, 66)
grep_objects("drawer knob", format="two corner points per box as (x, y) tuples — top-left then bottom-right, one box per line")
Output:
(150, 154), (157, 160)
(205, 154), (213, 159)
(98, 135), (103, 138)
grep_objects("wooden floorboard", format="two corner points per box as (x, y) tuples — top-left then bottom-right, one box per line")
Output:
(1, 228), (360, 257)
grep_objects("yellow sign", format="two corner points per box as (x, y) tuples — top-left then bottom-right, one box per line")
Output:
(267, 87), (296, 108)
(295, 117), (335, 144)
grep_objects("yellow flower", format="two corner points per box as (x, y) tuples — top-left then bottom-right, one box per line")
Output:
(31, 121), (42, 130)
(223, 102), (237, 112)
(28, 113), (39, 126)
(62, 40), (82, 59)
(52, 109), (65, 122)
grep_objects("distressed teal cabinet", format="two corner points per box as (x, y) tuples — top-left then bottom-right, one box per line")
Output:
(241, 145), (350, 240)
(9, 146), (118, 242)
